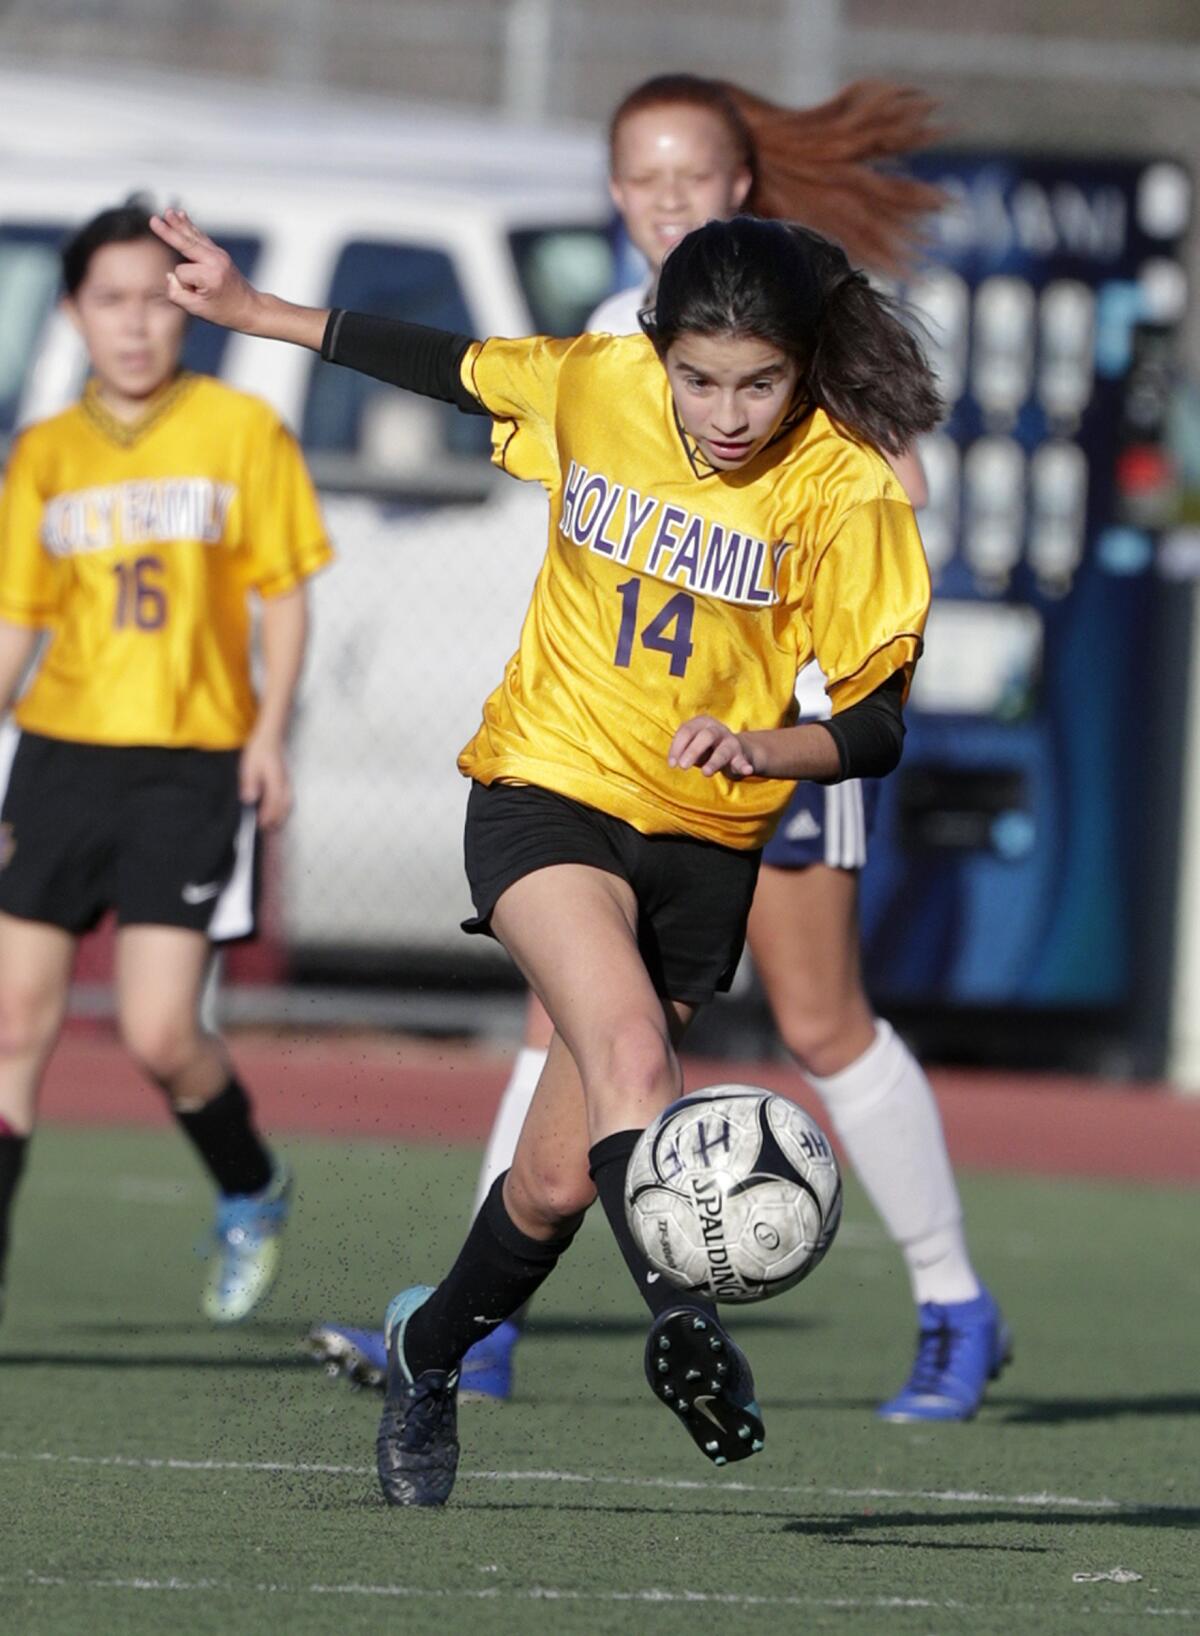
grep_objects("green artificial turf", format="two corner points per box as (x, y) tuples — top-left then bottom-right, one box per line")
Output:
(0, 1126), (1196, 1635)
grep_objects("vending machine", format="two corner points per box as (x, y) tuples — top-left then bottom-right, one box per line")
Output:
(859, 152), (1192, 1071)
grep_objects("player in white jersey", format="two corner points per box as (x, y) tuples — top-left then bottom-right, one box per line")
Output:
(309, 74), (1008, 1424)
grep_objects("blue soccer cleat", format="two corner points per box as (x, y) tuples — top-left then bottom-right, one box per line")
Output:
(305, 1322), (388, 1390)
(376, 1286), (461, 1507)
(202, 1164), (292, 1324)
(877, 1287), (1013, 1422)
(460, 1320), (520, 1402)
(645, 1306), (765, 1466)
(304, 1319), (520, 1400)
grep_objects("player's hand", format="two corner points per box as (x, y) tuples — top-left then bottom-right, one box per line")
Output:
(668, 715), (760, 780)
(239, 732), (293, 830)
(150, 208), (264, 333)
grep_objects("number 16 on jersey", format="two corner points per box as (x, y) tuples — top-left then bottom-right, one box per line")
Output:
(112, 554), (167, 630)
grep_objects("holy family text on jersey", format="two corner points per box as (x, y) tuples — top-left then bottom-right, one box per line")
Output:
(559, 459), (781, 608)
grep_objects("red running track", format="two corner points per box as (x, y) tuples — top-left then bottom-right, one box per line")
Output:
(36, 1024), (1200, 1184)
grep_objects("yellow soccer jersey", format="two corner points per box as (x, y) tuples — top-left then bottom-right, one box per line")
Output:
(0, 373), (331, 749)
(458, 332), (930, 851)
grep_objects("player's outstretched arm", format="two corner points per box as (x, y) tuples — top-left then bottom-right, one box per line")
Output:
(150, 208), (328, 351)
(153, 210), (485, 414)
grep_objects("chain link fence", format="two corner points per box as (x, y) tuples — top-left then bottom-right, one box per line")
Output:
(280, 481), (549, 975)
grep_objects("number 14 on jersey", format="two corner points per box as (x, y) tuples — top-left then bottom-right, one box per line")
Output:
(613, 578), (695, 678)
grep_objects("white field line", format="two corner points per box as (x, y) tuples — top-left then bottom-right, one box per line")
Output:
(9, 1574), (1198, 1619)
(0, 1449), (1186, 1515)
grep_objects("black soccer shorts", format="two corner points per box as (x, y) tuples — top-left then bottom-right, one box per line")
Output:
(462, 779), (761, 1006)
(0, 731), (258, 941)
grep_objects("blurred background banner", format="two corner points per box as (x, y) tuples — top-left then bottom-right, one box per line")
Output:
(862, 149), (1191, 1079)
(2, 1), (1200, 1081)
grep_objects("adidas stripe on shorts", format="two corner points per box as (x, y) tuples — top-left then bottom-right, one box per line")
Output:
(761, 776), (880, 871)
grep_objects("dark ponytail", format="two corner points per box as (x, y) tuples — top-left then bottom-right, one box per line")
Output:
(645, 216), (943, 457)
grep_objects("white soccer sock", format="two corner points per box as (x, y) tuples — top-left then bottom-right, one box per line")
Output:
(804, 1020), (981, 1307)
(469, 1045), (548, 1220)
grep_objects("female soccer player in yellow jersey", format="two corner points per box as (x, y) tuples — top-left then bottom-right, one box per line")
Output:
(153, 199), (946, 1504)
(311, 74), (1009, 1426)
(0, 205), (330, 1327)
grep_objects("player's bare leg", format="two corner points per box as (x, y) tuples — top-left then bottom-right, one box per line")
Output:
(116, 925), (289, 1322)
(491, 863), (683, 1141)
(748, 864), (1008, 1419)
(0, 915), (75, 1133)
(0, 914), (75, 1320)
(471, 990), (553, 1214)
(116, 925), (228, 1106)
(748, 863), (875, 1077)
(458, 993), (555, 1394)
(500, 1029), (594, 1237)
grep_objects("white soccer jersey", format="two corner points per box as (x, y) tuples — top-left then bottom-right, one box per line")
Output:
(585, 283), (648, 337)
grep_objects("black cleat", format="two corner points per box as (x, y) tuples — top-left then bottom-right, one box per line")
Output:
(375, 1286), (460, 1507)
(644, 1307), (764, 1467)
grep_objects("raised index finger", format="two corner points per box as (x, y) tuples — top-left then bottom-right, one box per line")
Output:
(149, 207), (214, 258)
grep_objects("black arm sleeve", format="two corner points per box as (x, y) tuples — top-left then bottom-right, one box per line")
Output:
(320, 309), (488, 416)
(820, 671), (907, 781)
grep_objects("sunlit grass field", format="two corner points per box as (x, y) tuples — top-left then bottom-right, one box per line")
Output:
(1, 1127), (1196, 1634)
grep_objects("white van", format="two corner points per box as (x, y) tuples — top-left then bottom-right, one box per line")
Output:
(0, 72), (623, 964)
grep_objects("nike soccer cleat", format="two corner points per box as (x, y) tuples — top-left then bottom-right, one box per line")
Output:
(202, 1164), (292, 1324)
(305, 1322), (388, 1390)
(459, 1320), (520, 1402)
(376, 1286), (461, 1507)
(877, 1287), (1013, 1422)
(645, 1306), (765, 1467)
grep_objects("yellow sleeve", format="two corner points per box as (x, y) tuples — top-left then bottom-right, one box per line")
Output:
(461, 334), (579, 488)
(0, 436), (61, 627)
(241, 416), (333, 599)
(808, 497), (931, 711)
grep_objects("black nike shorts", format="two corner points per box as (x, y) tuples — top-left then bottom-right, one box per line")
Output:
(462, 780), (761, 1006)
(0, 731), (258, 941)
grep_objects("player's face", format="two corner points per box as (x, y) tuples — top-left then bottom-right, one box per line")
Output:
(610, 104), (752, 271)
(664, 332), (800, 471)
(64, 239), (186, 406)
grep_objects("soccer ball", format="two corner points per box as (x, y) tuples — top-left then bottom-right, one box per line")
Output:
(625, 1085), (842, 1304)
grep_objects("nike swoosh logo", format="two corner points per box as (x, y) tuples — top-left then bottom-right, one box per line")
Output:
(182, 881), (222, 904)
(645, 1271), (660, 1284)
(694, 1395), (724, 1431)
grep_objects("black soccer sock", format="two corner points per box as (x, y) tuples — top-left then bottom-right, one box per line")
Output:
(403, 1174), (577, 1377)
(0, 1130), (29, 1295)
(173, 1076), (274, 1198)
(589, 1130), (717, 1323)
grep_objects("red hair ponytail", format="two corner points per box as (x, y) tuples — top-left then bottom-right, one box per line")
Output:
(610, 75), (944, 274)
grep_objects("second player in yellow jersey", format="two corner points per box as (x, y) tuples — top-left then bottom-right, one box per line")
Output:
(0, 371), (329, 749)
(0, 203), (330, 1337)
